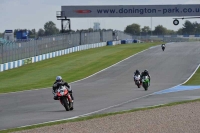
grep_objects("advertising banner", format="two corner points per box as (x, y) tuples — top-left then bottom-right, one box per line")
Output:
(62, 4), (200, 17)
(22, 58), (32, 65)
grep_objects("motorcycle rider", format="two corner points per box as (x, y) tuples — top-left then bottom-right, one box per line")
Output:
(133, 70), (141, 84)
(52, 76), (74, 101)
(161, 44), (165, 50)
(141, 70), (151, 86)
(134, 70), (141, 76)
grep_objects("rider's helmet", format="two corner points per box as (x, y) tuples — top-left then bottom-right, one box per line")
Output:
(56, 76), (62, 82)
(144, 69), (148, 73)
(136, 70), (139, 74)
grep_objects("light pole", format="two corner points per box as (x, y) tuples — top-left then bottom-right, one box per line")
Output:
(151, 17), (153, 42)
(151, 17), (152, 36)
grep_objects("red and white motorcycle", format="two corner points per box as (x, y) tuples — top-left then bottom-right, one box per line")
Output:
(134, 75), (141, 88)
(56, 85), (74, 111)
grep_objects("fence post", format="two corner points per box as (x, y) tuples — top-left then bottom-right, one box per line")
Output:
(0, 43), (3, 64)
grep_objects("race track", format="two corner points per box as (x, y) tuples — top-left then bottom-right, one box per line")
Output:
(0, 42), (200, 130)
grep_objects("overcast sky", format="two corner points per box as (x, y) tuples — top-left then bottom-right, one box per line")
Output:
(0, 0), (200, 33)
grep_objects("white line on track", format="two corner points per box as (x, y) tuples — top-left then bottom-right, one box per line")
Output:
(152, 63), (200, 95)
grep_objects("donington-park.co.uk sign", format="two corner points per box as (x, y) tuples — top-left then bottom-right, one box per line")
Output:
(61, 4), (200, 17)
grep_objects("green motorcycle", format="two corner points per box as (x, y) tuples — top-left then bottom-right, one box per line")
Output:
(142, 76), (150, 91)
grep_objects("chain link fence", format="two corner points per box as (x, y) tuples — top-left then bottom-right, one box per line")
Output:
(0, 30), (132, 64)
(115, 31), (133, 40)
(1, 30), (195, 64)
(133, 35), (190, 42)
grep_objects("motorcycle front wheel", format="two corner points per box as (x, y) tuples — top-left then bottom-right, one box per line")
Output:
(143, 82), (148, 91)
(62, 97), (70, 111)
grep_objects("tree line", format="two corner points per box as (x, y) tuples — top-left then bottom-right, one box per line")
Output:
(124, 20), (200, 35)
(0, 21), (60, 38)
(0, 20), (199, 38)
(0, 21), (114, 38)
(16, 21), (60, 38)
(0, 33), (3, 38)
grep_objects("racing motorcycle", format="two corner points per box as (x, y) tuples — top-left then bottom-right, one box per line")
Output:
(161, 44), (165, 51)
(142, 76), (150, 91)
(56, 85), (73, 111)
(134, 75), (141, 88)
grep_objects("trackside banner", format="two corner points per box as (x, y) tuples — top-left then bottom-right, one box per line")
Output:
(61, 5), (200, 17)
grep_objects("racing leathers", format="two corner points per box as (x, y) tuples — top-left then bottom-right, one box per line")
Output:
(52, 80), (74, 101)
(141, 71), (151, 86)
(133, 70), (141, 84)
(161, 44), (165, 50)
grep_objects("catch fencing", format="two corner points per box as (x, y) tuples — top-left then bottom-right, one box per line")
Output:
(133, 35), (191, 42)
(1, 30), (196, 64)
(0, 30), (132, 64)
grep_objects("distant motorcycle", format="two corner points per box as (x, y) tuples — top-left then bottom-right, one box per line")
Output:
(161, 44), (165, 51)
(134, 75), (141, 88)
(142, 76), (150, 91)
(56, 85), (74, 111)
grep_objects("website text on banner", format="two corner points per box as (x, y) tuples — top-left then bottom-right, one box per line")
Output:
(61, 4), (200, 17)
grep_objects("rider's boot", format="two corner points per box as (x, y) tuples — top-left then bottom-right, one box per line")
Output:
(69, 91), (74, 102)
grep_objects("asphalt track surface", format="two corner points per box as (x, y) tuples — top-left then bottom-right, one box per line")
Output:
(0, 42), (200, 130)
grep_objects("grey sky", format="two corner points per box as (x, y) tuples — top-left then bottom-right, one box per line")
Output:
(0, 0), (200, 33)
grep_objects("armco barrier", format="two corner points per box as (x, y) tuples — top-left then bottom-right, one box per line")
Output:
(121, 39), (135, 44)
(133, 39), (141, 43)
(112, 40), (121, 45)
(0, 42), (107, 72)
(107, 41), (113, 46)
(133, 40), (137, 43)
(121, 40), (126, 44)
(126, 39), (133, 44)
(183, 35), (189, 37)
(107, 40), (121, 46)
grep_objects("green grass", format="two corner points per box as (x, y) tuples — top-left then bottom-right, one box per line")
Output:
(184, 65), (200, 85)
(0, 42), (161, 93)
(1, 98), (200, 133)
(189, 38), (200, 42)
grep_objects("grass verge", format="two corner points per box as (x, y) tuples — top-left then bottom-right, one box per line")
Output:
(0, 42), (161, 93)
(184, 64), (200, 85)
(1, 98), (200, 133)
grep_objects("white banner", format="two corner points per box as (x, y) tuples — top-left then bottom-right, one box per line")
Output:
(61, 4), (200, 17)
